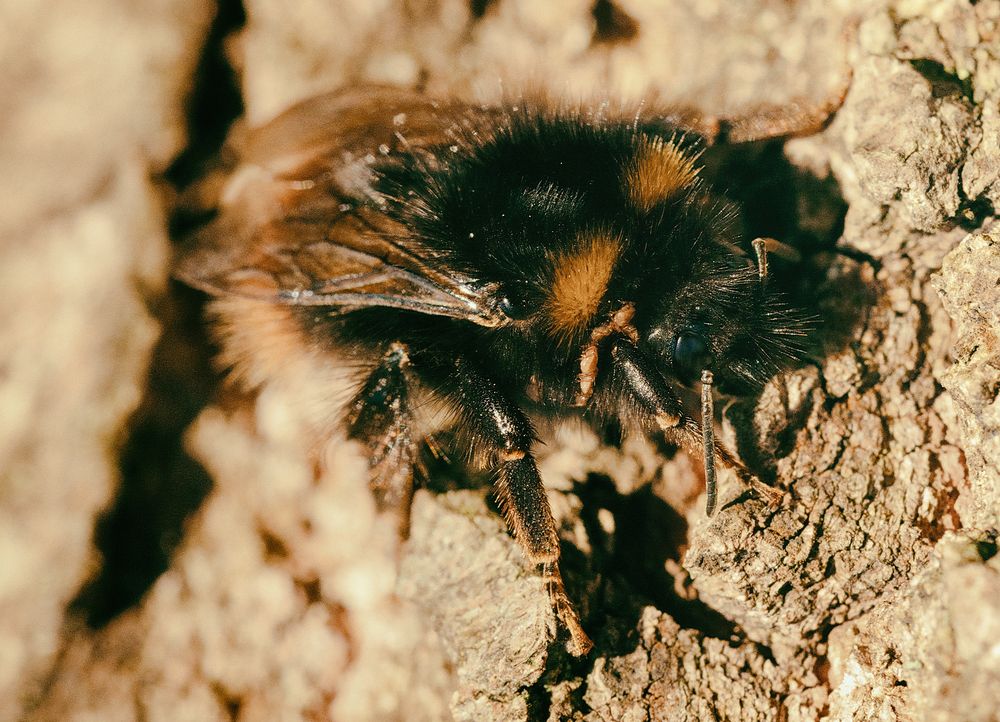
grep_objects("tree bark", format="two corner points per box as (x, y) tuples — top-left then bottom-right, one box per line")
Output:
(5, 0), (1000, 721)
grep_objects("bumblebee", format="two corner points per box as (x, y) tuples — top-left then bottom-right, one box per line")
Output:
(176, 86), (836, 655)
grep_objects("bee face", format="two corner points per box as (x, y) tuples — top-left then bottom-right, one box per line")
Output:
(642, 242), (810, 391)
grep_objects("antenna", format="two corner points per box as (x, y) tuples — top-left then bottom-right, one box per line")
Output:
(701, 369), (717, 516)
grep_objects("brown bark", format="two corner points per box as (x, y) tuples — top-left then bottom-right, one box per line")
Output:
(4, 0), (1000, 721)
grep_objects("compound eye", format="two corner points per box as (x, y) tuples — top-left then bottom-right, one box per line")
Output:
(498, 294), (529, 320)
(673, 332), (712, 386)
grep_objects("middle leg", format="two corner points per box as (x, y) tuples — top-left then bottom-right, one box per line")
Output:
(442, 357), (594, 656)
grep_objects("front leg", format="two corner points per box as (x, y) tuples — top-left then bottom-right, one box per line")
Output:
(611, 340), (781, 515)
(446, 358), (594, 656)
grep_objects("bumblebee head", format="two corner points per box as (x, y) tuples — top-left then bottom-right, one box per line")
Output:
(644, 261), (808, 395)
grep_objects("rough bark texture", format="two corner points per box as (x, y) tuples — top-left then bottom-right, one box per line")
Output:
(3, 0), (1000, 720)
(0, 1), (212, 719)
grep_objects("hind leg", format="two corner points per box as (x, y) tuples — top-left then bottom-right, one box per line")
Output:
(347, 343), (418, 535)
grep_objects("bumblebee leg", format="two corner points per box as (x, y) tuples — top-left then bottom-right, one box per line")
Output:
(574, 302), (639, 406)
(347, 343), (417, 535)
(447, 359), (593, 656)
(611, 340), (777, 515)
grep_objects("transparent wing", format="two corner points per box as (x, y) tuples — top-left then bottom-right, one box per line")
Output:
(174, 86), (507, 327)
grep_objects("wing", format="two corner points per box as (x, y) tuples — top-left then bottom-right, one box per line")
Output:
(174, 86), (508, 328)
(642, 67), (850, 145)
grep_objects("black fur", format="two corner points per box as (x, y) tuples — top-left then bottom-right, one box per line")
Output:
(183, 96), (816, 656)
(288, 108), (808, 594)
(300, 107), (805, 419)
